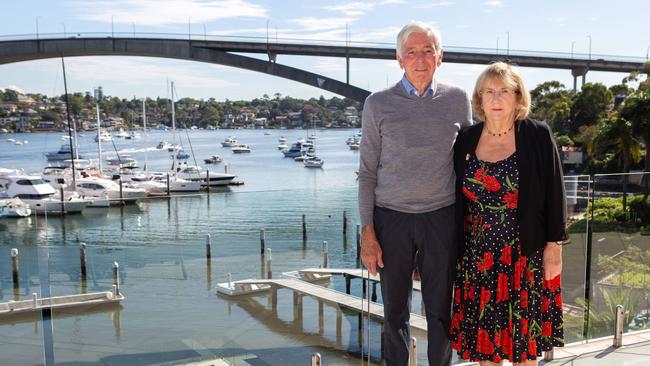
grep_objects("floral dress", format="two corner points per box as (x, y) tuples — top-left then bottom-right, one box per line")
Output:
(450, 152), (564, 363)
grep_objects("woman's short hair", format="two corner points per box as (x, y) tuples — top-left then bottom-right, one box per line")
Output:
(471, 62), (531, 122)
(396, 21), (442, 56)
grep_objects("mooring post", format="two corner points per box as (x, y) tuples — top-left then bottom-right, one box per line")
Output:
(166, 173), (171, 196)
(343, 210), (347, 235)
(206, 170), (210, 192)
(302, 214), (307, 241)
(266, 248), (272, 279)
(409, 337), (417, 366)
(112, 261), (120, 296)
(322, 241), (329, 268)
(205, 234), (212, 260)
(80, 243), (87, 278)
(11, 248), (19, 287)
(356, 224), (361, 261)
(311, 353), (321, 366)
(260, 229), (266, 255)
(119, 178), (124, 203)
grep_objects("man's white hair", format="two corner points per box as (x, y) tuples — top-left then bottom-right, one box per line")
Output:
(396, 21), (442, 56)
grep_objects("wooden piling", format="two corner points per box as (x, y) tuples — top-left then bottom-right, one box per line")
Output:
(266, 248), (272, 279)
(11, 248), (19, 287)
(79, 243), (87, 278)
(166, 173), (171, 196)
(345, 274), (351, 294)
(302, 214), (307, 241)
(371, 282), (377, 302)
(112, 261), (120, 295)
(260, 229), (266, 255)
(205, 234), (212, 259)
(206, 170), (210, 192)
(322, 241), (328, 268)
(59, 186), (65, 214)
(343, 210), (348, 235)
(356, 224), (361, 261)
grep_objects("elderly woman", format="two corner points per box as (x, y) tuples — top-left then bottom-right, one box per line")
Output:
(449, 62), (566, 365)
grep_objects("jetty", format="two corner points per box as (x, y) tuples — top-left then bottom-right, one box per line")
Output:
(0, 290), (124, 317)
(217, 277), (428, 332)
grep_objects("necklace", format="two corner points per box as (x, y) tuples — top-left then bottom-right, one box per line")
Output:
(485, 123), (514, 137)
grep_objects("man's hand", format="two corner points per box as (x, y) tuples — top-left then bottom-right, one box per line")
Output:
(543, 241), (562, 281)
(361, 225), (384, 276)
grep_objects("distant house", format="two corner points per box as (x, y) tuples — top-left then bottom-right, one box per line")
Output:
(0, 102), (18, 113)
(14, 117), (32, 132)
(561, 146), (585, 171)
(33, 120), (58, 131)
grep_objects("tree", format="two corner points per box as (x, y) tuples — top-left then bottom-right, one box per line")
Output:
(530, 81), (572, 133)
(591, 115), (642, 210)
(619, 90), (650, 198)
(3, 88), (18, 102)
(571, 83), (613, 133)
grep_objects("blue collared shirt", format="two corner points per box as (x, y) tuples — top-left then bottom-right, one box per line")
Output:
(401, 74), (436, 97)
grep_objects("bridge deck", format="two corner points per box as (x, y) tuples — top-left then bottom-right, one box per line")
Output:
(236, 277), (428, 332)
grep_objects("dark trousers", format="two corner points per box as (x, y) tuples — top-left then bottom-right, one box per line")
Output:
(374, 205), (456, 366)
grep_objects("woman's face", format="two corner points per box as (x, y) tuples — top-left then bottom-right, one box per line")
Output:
(480, 77), (518, 123)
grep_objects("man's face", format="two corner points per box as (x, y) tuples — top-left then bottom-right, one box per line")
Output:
(397, 32), (442, 86)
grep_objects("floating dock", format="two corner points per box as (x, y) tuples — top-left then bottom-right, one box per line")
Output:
(0, 290), (124, 316)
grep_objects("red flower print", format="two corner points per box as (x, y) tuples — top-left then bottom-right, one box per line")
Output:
(514, 260), (523, 290)
(463, 186), (477, 202)
(500, 245), (512, 265)
(493, 354), (502, 363)
(476, 328), (494, 354)
(521, 318), (529, 336)
(451, 313), (460, 331)
(494, 330), (501, 347)
(497, 273), (509, 302)
(501, 329), (512, 354)
(477, 252), (494, 272)
(528, 339), (537, 356)
(482, 175), (501, 192)
(520, 290), (529, 308)
(451, 332), (462, 349)
(454, 287), (461, 304)
(475, 167), (484, 180)
(542, 321), (552, 337)
(479, 287), (491, 311)
(502, 190), (518, 209)
(468, 285), (475, 300)
(462, 350), (470, 360)
(547, 274), (562, 292)
(526, 267), (533, 285)
(522, 352), (528, 362)
(555, 293), (563, 308)
(541, 296), (550, 313)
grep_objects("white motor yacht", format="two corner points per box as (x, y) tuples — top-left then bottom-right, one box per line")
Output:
(203, 155), (223, 164)
(114, 128), (129, 138)
(95, 131), (113, 142)
(75, 177), (147, 204)
(45, 144), (85, 161)
(221, 136), (238, 147)
(174, 164), (235, 187)
(106, 155), (139, 169)
(304, 156), (324, 168)
(0, 198), (32, 217)
(149, 172), (202, 192)
(231, 144), (251, 153)
(0, 171), (89, 215)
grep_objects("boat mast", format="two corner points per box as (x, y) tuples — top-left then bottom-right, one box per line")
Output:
(171, 81), (177, 176)
(61, 56), (76, 189)
(96, 102), (103, 173)
(142, 98), (148, 174)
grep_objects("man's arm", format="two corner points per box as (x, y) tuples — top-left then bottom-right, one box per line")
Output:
(358, 97), (384, 275)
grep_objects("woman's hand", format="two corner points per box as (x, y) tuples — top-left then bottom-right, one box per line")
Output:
(543, 241), (562, 280)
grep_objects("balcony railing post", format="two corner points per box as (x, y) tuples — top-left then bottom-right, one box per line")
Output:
(614, 304), (624, 347)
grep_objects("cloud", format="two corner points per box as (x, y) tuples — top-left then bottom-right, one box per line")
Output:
(323, 2), (376, 17)
(483, 0), (503, 7)
(417, 1), (455, 8)
(288, 17), (358, 32)
(1, 85), (25, 94)
(71, 0), (267, 27)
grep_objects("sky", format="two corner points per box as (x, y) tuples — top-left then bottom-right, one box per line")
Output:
(1, 0), (648, 101)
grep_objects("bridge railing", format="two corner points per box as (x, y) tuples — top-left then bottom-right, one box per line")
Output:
(0, 31), (647, 63)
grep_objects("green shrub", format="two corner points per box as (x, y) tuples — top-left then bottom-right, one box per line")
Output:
(630, 195), (650, 226)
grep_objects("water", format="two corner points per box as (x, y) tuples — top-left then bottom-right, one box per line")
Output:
(0, 129), (422, 365)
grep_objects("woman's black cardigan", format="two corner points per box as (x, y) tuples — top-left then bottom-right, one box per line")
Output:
(453, 118), (568, 258)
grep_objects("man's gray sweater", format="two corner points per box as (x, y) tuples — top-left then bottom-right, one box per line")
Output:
(358, 81), (473, 227)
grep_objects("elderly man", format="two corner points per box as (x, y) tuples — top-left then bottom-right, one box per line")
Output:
(358, 21), (472, 365)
